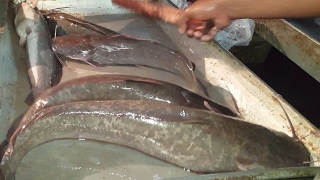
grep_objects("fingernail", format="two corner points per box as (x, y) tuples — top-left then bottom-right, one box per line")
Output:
(201, 35), (212, 41)
(187, 29), (194, 36)
(194, 31), (202, 38)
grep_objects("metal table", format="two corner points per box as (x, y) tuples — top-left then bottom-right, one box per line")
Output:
(255, 18), (320, 82)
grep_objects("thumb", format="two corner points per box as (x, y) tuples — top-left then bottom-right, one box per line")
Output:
(213, 14), (231, 30)
(174, 11), (191, 34)
(178, 23), (187, 34)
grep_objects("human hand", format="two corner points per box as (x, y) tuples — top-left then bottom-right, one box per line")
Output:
(175, 0), (231, 41)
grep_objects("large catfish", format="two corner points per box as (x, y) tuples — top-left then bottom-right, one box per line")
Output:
(0, 100), (310, 179)
(52, 34), (199, 92)
(4, 74), (239, 161)
(42, 11), (238, 113)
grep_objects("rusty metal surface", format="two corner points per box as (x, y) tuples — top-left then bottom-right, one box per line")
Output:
(255, 19), (320, 83)
(286, 18), (320, 42)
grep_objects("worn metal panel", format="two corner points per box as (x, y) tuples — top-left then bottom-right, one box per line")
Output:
(255, 19), (320, 82)
(0, 2), (31, 143)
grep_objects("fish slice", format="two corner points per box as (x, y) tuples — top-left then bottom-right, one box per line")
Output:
(111, 0), (214, 33)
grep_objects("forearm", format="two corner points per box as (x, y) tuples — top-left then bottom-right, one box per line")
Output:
(222, 0), (320, 19)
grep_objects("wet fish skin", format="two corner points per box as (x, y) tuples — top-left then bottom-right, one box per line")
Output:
(42, 12), (196, 72)
(40, 11), (237, 113)
(5, 74), (237, 159)
(1, 100), (310, 178)
(14, 3), (60, 98)
(52, 34), (194, 71)
(52, 34), (197, 90)
(42, 12), (119, 37)
(44, 13), (203, 92)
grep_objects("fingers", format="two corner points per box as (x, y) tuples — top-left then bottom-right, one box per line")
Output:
(175, 11), (190, 34)
(201, 26), (218, 41)
(187, 29), (194, 36)
(189, 26), (218, 41)
(178, 23), (187, 34)
(200, 31), (217, 41)
(174, 0), (231, 41)
(189, 17), (230, 41)
(182, 24), (219, 41)
(193, 31), (203, 38)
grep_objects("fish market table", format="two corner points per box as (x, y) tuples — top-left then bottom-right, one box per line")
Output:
(254, 19), (320, 83)
(1, 0), (320, 179)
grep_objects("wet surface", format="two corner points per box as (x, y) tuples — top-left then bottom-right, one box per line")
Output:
(243, 47), (320, 128)
(2, 12), (241, 179)
(15, 140), (192, 180)
(2, 2), (320, 178)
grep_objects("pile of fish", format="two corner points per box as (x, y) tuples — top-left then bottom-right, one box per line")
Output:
(0, 1), (311, 179)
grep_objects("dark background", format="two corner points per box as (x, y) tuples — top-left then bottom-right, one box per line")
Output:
(234, 44), (320, 128)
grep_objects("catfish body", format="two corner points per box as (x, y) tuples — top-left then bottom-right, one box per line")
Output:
(5, 74), (238, 162)
(52, 34), (198, 91)
(1, 100), (310, 178)
(43, 12), (118, 37)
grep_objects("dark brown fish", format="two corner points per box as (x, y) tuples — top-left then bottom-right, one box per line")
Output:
(0, 100), (310, 178)
(52, 34), (198, 92)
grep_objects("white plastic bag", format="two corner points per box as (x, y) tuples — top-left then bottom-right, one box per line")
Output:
(214, 19), (255, 50)
(168, 0), (255, 50)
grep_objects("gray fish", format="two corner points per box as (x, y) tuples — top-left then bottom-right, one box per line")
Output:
(43, 12), (199, 91)
(42, 12), (118, 37)
(52, 34), (198, 91)
(0, 100), (310, 178)
(5, 74), (238, 159)
(42, 12), (196, 72)
(14, 3), (60, 98)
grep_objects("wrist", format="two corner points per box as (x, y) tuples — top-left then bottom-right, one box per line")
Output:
(213, 0), (239, 20)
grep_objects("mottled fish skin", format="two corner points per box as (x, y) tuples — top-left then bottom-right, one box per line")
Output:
(14, 3), (60, 98)
(42, 12), (118, 37)
(0, 100), (310, 178)
(52, 34), (197, 90)
(5, 74), (238, 160)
